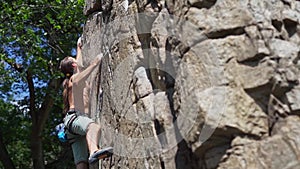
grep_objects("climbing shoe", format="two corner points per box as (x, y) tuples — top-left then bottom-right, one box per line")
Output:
(88, 147), (113, 164)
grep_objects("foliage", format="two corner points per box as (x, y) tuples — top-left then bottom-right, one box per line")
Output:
(0, 0), (85, 168)
(0, 99), (31, 168)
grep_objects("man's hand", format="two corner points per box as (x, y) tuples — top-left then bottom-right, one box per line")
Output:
(97, 53), (103, 60)
(77, 37), (82, 48)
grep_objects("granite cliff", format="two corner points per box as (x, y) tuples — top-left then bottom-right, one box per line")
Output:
(80, 0), (300, 168)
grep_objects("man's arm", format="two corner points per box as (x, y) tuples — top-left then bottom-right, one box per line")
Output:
(72, 54), (103, 86)
(76, 37), (84, 69)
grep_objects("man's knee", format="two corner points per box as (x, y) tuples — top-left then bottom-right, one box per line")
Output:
(88, 122), (100, 128)
(87, 122), (100, 132)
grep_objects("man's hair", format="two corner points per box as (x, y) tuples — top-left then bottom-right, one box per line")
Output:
(59, 57), (75, 114)
(59, 57), (75, 78)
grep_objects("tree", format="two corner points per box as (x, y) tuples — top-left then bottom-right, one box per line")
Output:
(0, 100), (17, 169)
(0, 132), (15, 169)
(0, 0), (85, 168)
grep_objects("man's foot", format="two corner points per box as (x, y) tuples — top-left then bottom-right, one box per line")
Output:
(88, 147), (113, 164)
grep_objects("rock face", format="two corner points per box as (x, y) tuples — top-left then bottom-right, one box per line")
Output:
(81, 0), (300, 168)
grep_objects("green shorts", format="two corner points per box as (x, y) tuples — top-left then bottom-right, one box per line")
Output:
(64, 113), (94, 164)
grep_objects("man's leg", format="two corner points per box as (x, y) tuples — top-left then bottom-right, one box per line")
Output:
(69, 115), (96, 153)
(71, 136), (89, 168)
(76, 162), (88, 169)
(70, 115), (113, 164)
(86, 122), (101, 153)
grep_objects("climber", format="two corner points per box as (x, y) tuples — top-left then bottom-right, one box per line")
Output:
(59, 37), (113, 169)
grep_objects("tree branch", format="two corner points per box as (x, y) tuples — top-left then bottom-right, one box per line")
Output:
(2, 57), (24, 73)
(37, 78), (62, 134)
(26, 70), (36, 121)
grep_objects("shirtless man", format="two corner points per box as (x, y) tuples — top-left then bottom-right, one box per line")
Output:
(59, 38), (113, 168)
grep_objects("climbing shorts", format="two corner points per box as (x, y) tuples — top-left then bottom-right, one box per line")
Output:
(70, 135), (89, 164)
(63, 112), (94, 135)
(63, 111), (95, 164)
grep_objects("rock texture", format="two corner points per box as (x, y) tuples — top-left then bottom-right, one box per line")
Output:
(80, 0), (300, 168)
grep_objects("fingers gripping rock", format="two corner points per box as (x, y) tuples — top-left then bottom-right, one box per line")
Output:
(77, 37), (82, 48)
